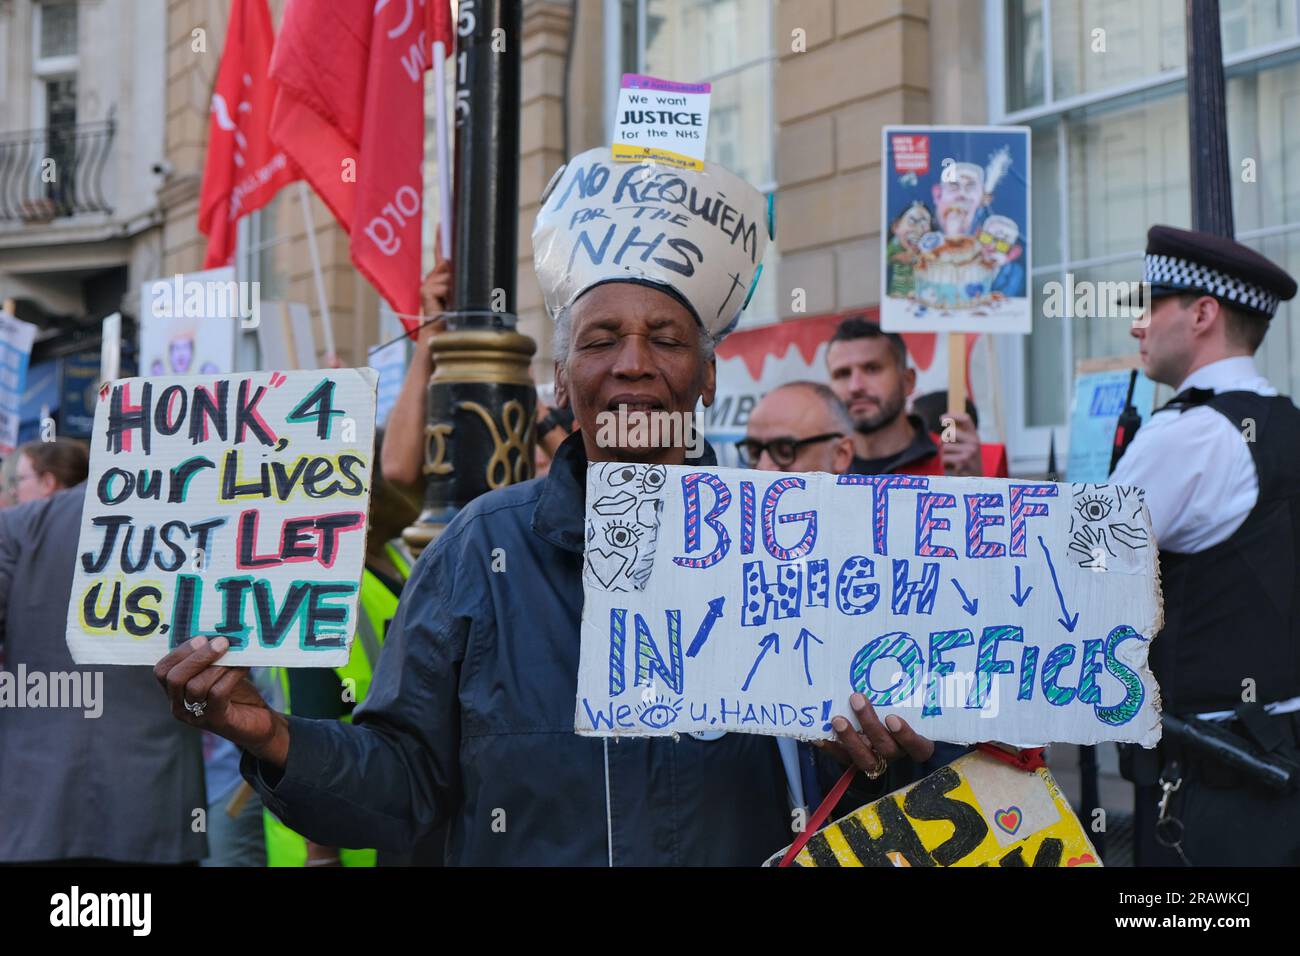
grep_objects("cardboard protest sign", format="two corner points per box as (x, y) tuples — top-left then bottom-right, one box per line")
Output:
(575, 464), (1162, 747)
(532, 146), (770, 342)
(764, 750), (1101, 867)
(65, 369), (377, 667)
(0, 310), (38, 455)
(1067, 361), (1158, 483)
(612, 74), (711, 171)
(880, 126), (1031, 335)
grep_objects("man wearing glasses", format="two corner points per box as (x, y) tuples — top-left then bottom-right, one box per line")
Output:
(736, 381), (855, 475)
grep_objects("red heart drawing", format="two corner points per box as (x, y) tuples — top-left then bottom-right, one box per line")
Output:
(1067, 854), (1097, 867)
(995, 806), (1022, 834)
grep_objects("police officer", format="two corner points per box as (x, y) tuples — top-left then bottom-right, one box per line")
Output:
(1112, 225), (1300, 866)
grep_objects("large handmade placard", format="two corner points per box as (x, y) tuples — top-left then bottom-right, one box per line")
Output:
(66, 369), (377, 667)
(764, 750), (1101, 868)
(575, 465), (1162, 747)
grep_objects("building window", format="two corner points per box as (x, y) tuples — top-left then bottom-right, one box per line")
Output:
(992, 0), (1300, 470)
(32, 1), (80, 125)
(32, 2), (80, 212)
(607, 0), (779, 327)
(37, 1), (78, 60)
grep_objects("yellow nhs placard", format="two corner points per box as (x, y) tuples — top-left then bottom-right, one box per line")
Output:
(767, 751), (1101, 868)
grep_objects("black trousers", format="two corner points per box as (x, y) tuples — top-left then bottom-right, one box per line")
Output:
(1133, 713), (1300, 867)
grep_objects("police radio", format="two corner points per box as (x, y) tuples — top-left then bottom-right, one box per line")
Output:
(1109, 369), (1143, 474)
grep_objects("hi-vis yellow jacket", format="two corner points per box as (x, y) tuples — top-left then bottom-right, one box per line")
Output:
(263, 541), (410, 867)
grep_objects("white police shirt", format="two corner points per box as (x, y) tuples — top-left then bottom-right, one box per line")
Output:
(1109, 356), (1274, 554)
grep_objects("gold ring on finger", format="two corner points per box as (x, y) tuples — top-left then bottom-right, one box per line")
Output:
(863, 753), (888, 780)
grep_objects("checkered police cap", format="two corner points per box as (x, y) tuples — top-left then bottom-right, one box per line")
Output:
(1144, 225), (1298, 319)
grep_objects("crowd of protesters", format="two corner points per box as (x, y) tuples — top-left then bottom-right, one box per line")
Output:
(5, 155), (1298, 867)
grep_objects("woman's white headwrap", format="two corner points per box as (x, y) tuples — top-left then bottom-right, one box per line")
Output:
(531, 147), (772, 342)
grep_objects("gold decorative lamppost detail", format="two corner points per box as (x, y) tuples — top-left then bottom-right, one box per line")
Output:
(403, 326), (536, 553)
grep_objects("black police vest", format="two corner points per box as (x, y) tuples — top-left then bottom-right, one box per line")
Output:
(1152, 389), (1300, 714)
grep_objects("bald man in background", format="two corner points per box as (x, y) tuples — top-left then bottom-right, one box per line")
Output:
(736, 381), (855, 474)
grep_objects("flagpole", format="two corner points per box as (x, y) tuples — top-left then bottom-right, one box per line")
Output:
(297, 181), (338, 361)
(433, 40), (452, 261)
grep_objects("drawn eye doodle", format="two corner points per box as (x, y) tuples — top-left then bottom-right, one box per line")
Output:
(1076, 494), (1113, 522)
(636, 695), (683, 729)
(607, 465), (640, 487)
(604, 521), (642, 549)
(639, 465), (666, 494)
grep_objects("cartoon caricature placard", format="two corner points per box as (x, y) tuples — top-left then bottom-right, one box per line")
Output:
(880, 126), (1031, 335)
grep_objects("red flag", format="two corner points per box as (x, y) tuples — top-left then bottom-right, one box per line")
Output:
(270, 0), (432, 331)
(428, 0), (454, 56)
(198, 0), (298, 269)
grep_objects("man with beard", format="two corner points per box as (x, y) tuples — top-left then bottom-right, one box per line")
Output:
(153, 149), (934, 865)
(826, 316), (989, 477)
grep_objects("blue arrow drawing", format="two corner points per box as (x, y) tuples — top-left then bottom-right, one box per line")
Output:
(686, 596), (725, 658)
(792, 627), (823, 686)
(741, 632), (780, 692)
(950, 577), (978, 616)
(1037, 535), (1079, 632)
(1011, 565), (1033, 607)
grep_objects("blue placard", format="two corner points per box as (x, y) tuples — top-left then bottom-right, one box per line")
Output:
(1066, 369), (1157, 483)
(17, 358), (59, 445)
(60, 351), (102, 438)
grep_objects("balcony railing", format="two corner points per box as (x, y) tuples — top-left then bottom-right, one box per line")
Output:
(0, 120), (115, 223)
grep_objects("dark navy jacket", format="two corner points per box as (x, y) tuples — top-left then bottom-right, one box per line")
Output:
(243, 433), (845, 865)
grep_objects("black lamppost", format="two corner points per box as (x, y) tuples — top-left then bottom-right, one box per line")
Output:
(404, 0), (535, 554)
(1186, 0), (1235, 236)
